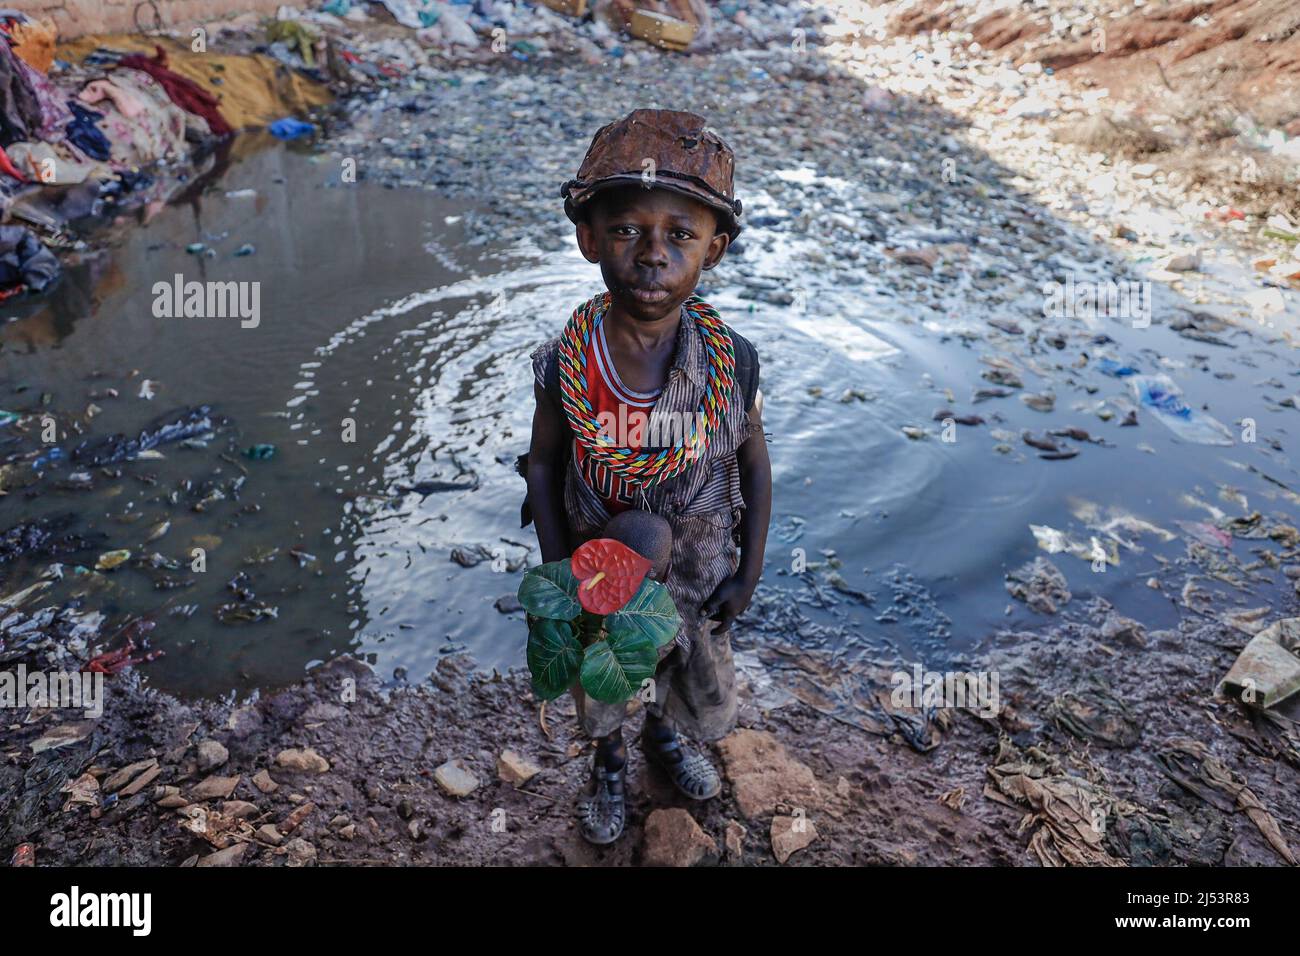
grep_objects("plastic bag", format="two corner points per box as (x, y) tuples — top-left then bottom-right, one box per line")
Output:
(1129, 374), (1234, 446)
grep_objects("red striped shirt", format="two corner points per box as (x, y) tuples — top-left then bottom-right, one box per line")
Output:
(572, 312), (662, 514)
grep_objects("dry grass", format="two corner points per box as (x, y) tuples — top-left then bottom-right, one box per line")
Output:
(1169, 145), (1300, 220)
(1053, 112), (1171, 158)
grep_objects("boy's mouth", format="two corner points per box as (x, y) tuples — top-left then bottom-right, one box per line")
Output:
(629, 286), (671, 304)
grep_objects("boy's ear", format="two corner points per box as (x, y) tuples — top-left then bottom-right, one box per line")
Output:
(700, 232), (729, 272)
(575, 219), (600, 264)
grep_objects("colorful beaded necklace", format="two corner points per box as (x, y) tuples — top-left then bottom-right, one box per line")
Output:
(558, 290), (735, 490)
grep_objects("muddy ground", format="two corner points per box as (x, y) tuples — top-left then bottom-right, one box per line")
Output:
(5, 569), (1298, 867)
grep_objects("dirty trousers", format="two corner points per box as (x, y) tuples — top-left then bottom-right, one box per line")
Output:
(570, 617), (738, 743)
(568, 512), (741, 743)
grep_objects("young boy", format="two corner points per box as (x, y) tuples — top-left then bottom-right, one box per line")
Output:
(524, 109), (771, 845)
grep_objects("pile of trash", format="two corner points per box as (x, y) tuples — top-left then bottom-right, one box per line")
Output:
(0, 19), (237, 292)
(0, 10), (343, 301)
(0, 0), (838, 296)
(252, 0), (833, 76)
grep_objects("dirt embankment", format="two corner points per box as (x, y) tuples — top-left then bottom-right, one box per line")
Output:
(6, 582), (1298, 867)
(889, 0), (1300, 127)
(882, 0), (1300, 225)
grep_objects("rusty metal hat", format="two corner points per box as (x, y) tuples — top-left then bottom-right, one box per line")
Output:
(561, 108), (743, 241)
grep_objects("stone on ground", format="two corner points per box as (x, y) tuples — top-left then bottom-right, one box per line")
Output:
(717, 728), (822, 820)
(641, 808), (718, 867)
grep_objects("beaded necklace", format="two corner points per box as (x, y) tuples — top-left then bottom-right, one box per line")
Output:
(558, 290), (735, 491)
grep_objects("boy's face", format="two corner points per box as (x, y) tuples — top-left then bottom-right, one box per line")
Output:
(575, 184), (729, 324)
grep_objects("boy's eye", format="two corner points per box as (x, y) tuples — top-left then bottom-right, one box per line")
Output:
(608, 225), (695, 240)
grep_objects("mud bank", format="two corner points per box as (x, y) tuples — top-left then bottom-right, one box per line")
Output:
(6, 574), (1297, 866)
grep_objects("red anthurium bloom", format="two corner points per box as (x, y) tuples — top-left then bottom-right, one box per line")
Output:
(570, 538), (653, 615)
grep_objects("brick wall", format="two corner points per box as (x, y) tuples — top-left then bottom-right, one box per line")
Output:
(9, 0), (287, 39)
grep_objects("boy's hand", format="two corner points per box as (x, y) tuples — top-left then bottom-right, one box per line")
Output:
(700, 572), (757, 631)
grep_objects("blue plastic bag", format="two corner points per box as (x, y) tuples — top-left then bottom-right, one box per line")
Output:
(268, 118), (315, 140)
(1129, 375), (1233, 445)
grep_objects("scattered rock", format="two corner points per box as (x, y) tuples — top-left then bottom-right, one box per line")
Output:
(275, 747), (331, 773)
(771, 814), (819, 864)
(284, 838), (317, 867)
(256, 824), (284, 847)
(889, 245), (940, 269)
(494, 594), (523, 614)
(279, 801), (316, 835)
(434, 758), (481, 797)
(103, 758), (158, 794)
(252, 769), (279, 793)
(1166, 251), (1201, 272)
(724, 819), (747, 859)
(641, 808), (718, 867)
(196, 739), (229, 772)
(497, 749), (541, 787)
(196, 844), (248, 867)
(717, 729), (823, 820)
(189, 775), (240, 801)
(1100, 612), (1147, 648)
(222, 800), (260, 819)
(115, 764), (162, 806)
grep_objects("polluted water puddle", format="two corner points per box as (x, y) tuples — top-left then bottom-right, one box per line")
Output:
(5, 140), (1300, 698)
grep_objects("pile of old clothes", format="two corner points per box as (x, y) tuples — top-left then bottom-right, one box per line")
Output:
(0, 224), (59, 292)
(0, 17), (237, 298)
(116, 46), (233, 137)
(0, 27), (234, 182)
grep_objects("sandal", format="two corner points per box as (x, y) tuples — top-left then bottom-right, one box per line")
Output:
(641, 730), (721, 801)
(576, 757), (627, 845)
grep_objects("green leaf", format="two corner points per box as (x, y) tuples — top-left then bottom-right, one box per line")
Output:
(518, 559), (581, 621)
(580, 631), (658, 704)
(527, 618), (582, 700)
(576, 610), (605, 647)
(606, 578), (681, 648)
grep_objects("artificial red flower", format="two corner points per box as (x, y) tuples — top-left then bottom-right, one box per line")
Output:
(570, 538), (652, 615)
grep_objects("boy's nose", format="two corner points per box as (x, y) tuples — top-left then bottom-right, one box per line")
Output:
(635, 231), (670, 268)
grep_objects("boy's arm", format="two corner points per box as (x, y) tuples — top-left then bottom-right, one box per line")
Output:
(526, 381), (573, 563)
(735, 398), (771, 589)
(701, 396), (771, 627)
